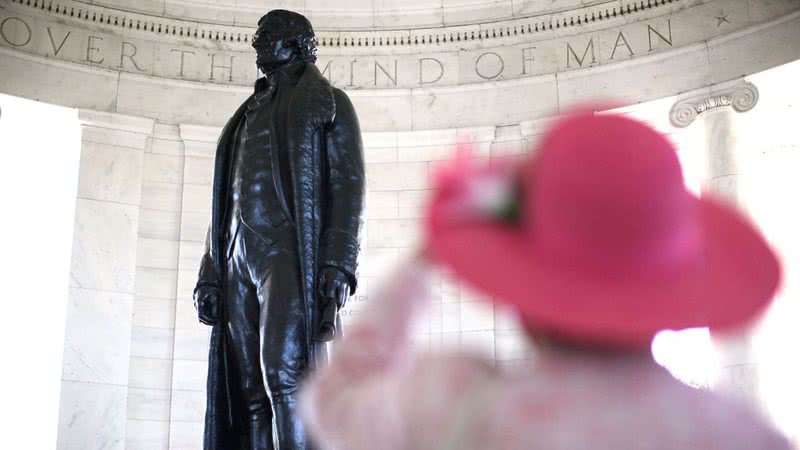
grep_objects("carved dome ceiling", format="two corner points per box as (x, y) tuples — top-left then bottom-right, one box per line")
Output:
(81, 0), (615, 30)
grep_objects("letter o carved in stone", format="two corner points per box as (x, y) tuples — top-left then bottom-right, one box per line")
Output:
(1, 17), (32, 47)
(475, 52), (504, 80)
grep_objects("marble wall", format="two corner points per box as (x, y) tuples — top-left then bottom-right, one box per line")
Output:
(59, 111), (154, 450)
(4, 0), (790, 447)
(57, 72), (800, 447)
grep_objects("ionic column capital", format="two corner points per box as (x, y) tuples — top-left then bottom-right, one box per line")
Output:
(669, 81), (759, 128)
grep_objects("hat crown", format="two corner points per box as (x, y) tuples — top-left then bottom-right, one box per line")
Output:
(527, 114), (697, 273)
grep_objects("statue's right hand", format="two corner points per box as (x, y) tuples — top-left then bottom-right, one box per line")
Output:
(193, 285), (220, 326)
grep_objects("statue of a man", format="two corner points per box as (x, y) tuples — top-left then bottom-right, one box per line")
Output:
(193, 10), (365, 450)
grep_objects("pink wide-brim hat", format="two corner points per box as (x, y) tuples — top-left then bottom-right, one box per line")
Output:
(426, 112), (781, 347)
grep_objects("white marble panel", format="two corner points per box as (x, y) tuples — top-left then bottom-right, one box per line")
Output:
(397, 144), (456, 162)
(397, 128), (461, 148)
(62, 288), (134, 385)
(0, 54), (120, 112)
(430, 304), (443, 333)
(411, 77), (559, 130)
(181, 211), (211, 243)
(235, 0), (306, 26)
(151, 137), (185, 157)
(441, 302), (461, 333)
(398, 189), (431, 219)
(359, 247), (401, 277)
(491, 139), (526, 157)
(440, 276), (461, 303)
(362, 131), (398, 149)
(367, 219), (420, 248)
(439, 332), (463, 352)
(372, 0), (444, 28)
(169, 421), (204, 450)
(306, 9), (376, 29)
(366, 162), (429, 191)
(172, 359), (208, 392)
(460, 330), (496, 359)
(135, 267), (179, 300)
(131, 326), (175, 359)
(443, 0), (513, 25)
(708, 13), (800, 85)
(79, 109), (156, 139)
(128, 387), (172, 421)
(91, 0), (166, 16)
(164, 0), (236, 24)
(144, 154), (184, 185)
(116, 75), (250, 127)
(177, 270), (201, 309)
(81, 126), (151, 151)
(460, 301), (495, 332)
(180, 124), (224, 146)
(175, 298), (203, 330)
(748, 0), (800, 22)
(495, 330), (533, 360)
(184, 156), (215, 185)
(179, 240), (205, 271)
(57, 381), (127, 450)
(174, 325), (212, 361)
(182, 184), (214, 213)
(129, 356), (173, 390)
(139, 209), (182, 241)
(134, 297), (177, 329)
(126, 419), (170, 450)
(170, 390), (205, 423)
(557, 47), (711, 107)
(141, 182), (184, 212)
(366, 191), (399, 219)
(77, 141), (144, 205)
(364, 146), (399, 163)
(348, 90), (413, 131)
(137, 238), (181, 270)
(183, 140), (219, 159)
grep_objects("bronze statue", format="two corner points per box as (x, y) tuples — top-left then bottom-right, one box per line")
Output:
(193, 10), (365, 450)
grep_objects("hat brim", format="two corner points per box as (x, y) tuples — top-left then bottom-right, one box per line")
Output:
(429, 196), (781, 347)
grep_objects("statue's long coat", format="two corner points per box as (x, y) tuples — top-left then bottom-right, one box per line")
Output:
(197, 63), (365, 449)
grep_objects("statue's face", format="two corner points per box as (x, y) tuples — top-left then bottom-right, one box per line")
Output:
(252, 18), (296, 73)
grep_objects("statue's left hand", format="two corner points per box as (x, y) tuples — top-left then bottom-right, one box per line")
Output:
(318, 267), (351, 309)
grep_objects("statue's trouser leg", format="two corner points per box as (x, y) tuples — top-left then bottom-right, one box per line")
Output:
(255, 242), (315, 450)
(226, 226), (275, 450)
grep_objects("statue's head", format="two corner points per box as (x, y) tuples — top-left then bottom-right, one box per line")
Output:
(253, 10), (317, 73)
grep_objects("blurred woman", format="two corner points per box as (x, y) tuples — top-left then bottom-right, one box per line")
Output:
(300, 112), (791, 450)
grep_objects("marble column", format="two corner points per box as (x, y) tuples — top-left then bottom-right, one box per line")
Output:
(58, 110), (155, 449)
(670, 81), (761, 405)
(126, 122), (186, 450)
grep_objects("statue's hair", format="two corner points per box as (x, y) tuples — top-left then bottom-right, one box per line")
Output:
(257, 10), (318, 64)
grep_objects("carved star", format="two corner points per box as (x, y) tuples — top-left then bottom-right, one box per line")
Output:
(715, 10), (731, 27)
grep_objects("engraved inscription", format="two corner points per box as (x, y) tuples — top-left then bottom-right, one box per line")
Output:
(647, 19), (673, 52)
(46, 27), (70, 57)
(0, 12), (693, 89)
(0, 16), (30, 47)
(610, 31), (634, 60)
(475, 52), (504, 80)
(86, 35), (104, 64)
(419, 57), (444, 84)
(566, 38), (596, 68)
(119, 41), (145, 71)
(171, 49), (195, 77)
